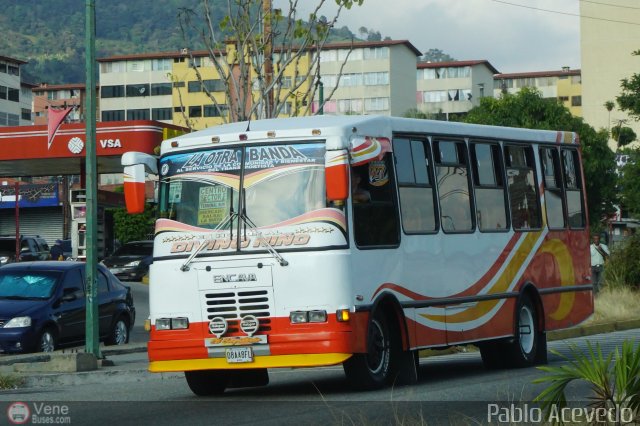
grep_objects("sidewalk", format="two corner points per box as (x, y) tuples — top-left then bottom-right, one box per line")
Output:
(3, 318), (640, 389)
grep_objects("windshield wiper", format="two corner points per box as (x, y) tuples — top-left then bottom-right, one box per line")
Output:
(240, 188), (288, 267)
(180, 204), (237, 272)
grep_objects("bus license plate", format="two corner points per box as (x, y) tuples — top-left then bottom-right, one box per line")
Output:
(225, 347), (254, 363)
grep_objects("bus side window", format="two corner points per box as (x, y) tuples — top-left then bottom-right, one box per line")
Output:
(505, 145), (541, 230)
(562, 148), (585, 228)
(434, 139), (473, 233)
(540, 147), (566, 229)
(471, 142), (508, 231)
(393, 137), (437, 234)
(352, 153), (400, 247)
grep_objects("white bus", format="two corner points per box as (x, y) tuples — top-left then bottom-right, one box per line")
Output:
(122, 115), (593, 395)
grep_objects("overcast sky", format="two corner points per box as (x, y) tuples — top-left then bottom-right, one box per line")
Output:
(278, 0), (581, 74)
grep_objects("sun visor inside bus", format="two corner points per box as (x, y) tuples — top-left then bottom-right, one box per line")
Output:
(349, 136), (391, 166)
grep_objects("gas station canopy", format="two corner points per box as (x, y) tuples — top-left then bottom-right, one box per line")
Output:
(0, 120), (185, 177)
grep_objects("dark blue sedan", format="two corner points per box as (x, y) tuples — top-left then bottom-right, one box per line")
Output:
(0, 261), (135, 353)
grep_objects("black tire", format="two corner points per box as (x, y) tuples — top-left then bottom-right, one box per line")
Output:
(38, 328), (56, 353)
(185, 370), (228, 396)
(343, 309), (395, 389)
(508, 293), (539, 367)
(479, 340), (508, 370)
(105, 317), (130, 346)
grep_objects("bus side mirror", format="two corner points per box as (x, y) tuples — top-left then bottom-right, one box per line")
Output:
(325, 150), (349, 201)
(123, 164), (146, 214)
(122, 152), (158, 215)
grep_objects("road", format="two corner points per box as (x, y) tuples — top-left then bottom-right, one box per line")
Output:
(3, 329), (638, 425)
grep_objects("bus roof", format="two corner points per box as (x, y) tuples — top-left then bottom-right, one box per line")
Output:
(162, 115), (579, 153)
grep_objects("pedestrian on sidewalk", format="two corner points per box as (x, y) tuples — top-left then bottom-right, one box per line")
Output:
(590, 234), (609, 294)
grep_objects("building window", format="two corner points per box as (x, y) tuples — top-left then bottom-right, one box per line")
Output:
(202, 79), (225, 92)
(188, 81), (201, 93)
(423, 90), (447, 103)
(7, 65), (19, 76)
(151, 83), (172, 96)
(47, 91), (58, 101)
(189, 106), (202, 117)
(0, 63), (6, 73)
(571, 96), (582, 107)
(101, 85), (124, 98)
(21, 108), (31, 121)
(100, 62), (125, 73)
(101, 110), (125, 122)
(152, 108), (172, 120)
(363, 47), (389, 60)
(204, 104), (228, 117)
(558, 96), (569, 103)
(127, 109), (150, 120)
(172, 81), (185, 88)
(152, 59), (172, 71)
(126, 84), (150, 97)
(0, 86), (7, 100)
(364, 97), (389, 112)
(7, 88), (19, 102)
(363, 72), (389, 86)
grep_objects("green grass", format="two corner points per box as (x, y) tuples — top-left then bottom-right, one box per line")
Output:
(0, 374), (24, 390)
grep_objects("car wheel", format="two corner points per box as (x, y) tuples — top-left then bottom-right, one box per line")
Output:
(38, 329), (56, 353)
(106, 317), (129, 346)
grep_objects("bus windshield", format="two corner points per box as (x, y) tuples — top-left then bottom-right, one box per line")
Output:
(158, 141), (347, 253)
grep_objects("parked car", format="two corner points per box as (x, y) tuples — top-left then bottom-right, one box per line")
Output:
(0, 261), (135, 353)
(101, 241), (153, 281)
(0, 235), (51, 266)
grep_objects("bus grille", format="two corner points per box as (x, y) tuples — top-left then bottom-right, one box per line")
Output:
(203, 289), (273, 335)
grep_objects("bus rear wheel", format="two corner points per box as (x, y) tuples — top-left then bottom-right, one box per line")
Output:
(185, 370), (228, 396)
(343, 310), (395, 389)
(509, 294), (540, 367)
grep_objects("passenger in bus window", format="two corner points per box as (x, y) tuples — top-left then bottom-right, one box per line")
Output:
(351, 169), (371, 203)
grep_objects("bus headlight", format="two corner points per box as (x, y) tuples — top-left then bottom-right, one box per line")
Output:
(289, 311), (308, 324)
(155, 318), (171, 330)
(155, 317), (189, 330)
(308, 310), (327, 323)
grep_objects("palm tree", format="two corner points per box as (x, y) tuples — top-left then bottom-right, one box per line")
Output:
(605, 100), (615, 134)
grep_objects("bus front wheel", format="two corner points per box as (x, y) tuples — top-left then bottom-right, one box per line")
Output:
(343, 310), (396, 389)
(185, 370), (228, 396)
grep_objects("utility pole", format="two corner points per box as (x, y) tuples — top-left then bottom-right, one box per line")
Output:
(85, 0), (100, 358)
(263, 0), (274, 118)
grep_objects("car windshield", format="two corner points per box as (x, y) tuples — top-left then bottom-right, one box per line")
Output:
(114, 243), (152, 256)
(0, 239), (16, 252)
(0, 271), (61, 299)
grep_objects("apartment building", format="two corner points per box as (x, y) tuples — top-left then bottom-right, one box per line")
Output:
(416, 60), (498, 120)
(97, 52), (175, 124)
(581, 0), (640, 147)
(318, 40), (420, 116)
(0, 55), (32, 126)
(32, 83), (93, 125)
(493, 68), (582, 117)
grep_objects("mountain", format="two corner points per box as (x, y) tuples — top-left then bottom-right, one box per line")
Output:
(0, 0), (357, 85)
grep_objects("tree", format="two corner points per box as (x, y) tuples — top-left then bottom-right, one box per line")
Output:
(611, 124), (637, 147)
(616, 50), (640, 121)
(604, 100), (615, 133)
(112, 205), (156, 244)
(177, 0), (364, 122)
(618, 149), (640, 217)
(464, 88), (618, 226)
(420, 48), (455, 63)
